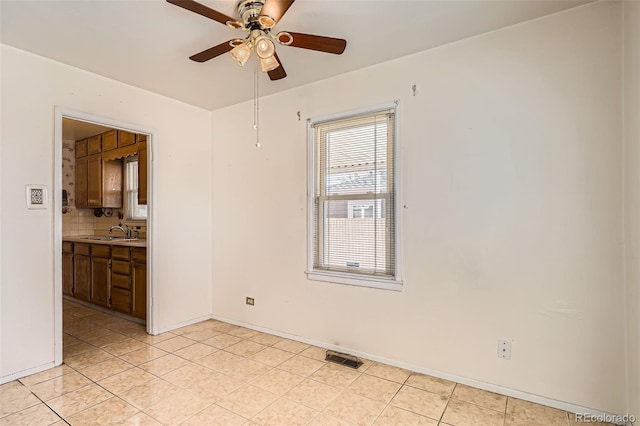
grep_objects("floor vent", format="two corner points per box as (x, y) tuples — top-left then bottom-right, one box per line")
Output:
(325, 350), (363, 369)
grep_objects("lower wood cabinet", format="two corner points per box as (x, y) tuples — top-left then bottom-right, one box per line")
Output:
(68, 241), (146, 320)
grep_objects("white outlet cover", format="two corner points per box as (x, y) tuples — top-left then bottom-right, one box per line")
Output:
(498, 339), (512, 359)
(26, 184), (48, 209)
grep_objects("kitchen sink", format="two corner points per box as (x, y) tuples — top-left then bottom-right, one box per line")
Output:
(82, 236), (139, 241)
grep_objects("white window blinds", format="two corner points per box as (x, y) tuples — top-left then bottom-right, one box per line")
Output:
(311, 107), (396, 279)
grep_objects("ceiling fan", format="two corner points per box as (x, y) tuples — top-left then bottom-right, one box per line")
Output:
(166, 0), (347, 81)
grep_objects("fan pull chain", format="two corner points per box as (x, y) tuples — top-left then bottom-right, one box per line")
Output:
(254, 59), (261, 148)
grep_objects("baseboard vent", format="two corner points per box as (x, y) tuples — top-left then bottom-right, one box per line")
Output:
(325, 350), (363, 369)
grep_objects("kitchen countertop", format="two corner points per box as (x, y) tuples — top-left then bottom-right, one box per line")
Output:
(63, 236), (147, 248)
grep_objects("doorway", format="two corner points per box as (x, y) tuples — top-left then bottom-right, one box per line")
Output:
(54, 107), (155, 366)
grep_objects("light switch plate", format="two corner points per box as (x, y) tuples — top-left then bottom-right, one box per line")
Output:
(26, 184), (48, 209)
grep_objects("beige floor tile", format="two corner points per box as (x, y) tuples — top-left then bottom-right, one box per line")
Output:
(46, 383), (113, 417)
(66, 397), (139, 425)
(505, 398), (570, 426)
(227, 326), (260, 339)
(348, 374), (402, 403)
(442, 398), (505, 426)
(252, 397), (318, 426)
(181, 328), (222, 342)
(226, 358), (273, 382)
(452, 384), (507, 412)
(279, 355), (326, 377)
(250, 346), (295, 367)
(0, 402), (61, 426)
(374, 405), (438, 425)
(64, 348), (115, 369)
(299, 346), (327, 361)
(273, 338), (310, 354)
(98, 367), (156, 395)
(102, 338), (148, 356)
(63, 334), (81, 348)
(181, 404), (246, 426)
(143, 390), (211, 425)
(323, 392), (386, 426)
(311, 363), (361, 388)
(205, 321), (240, 333)
(0, 381), (42, 417)
(118, 378), (181, 410)
(172, 323), (208, 335)
(249, 332), (284, 346)
(133, 331), (177, 345)
(121, 411), (164, 425)
(152, 335), (195, 353)
(366, 363), (411, 384)
(195, 350), (245, 372)
(138, 353), (190, 376)
(390, 386), (448, 419)
(173, 342), (218, 361)
(64, 341), (97, 358)
(218, 384), (278, 419)
(405, 373), (456, 397)
(285, 378), (341, 411)
(161, 362), (215, 388)
(202, 333), (243, 349)
(29, 371), (93, 401)
(118, 346), (168, 366)
(19, 365), (74, 388)
(308, 413), (352, 426)
(226, 340), (268, 357)
(188, 371), (244, 402)
(76, 357), (133, 381)
(251, 368), (305, 396)
(83, 331), (129, 347)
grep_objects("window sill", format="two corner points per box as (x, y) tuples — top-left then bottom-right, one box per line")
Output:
(306, 271), (403, 291)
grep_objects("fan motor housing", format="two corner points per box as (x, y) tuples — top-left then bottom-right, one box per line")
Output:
(237, 0), (267, 26)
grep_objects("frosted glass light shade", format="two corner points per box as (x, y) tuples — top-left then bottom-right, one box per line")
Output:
(230, 42), (252, 67)
(255, 36), (275, 59)
(260, 55), (280, 72)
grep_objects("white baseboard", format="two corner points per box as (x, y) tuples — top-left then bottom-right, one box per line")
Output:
(1, 362), (57, 385)
(156, 313), (213, 335)
(210, 313), (630, 426)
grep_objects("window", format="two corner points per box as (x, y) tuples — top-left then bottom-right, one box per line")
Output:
(125, 158), (147, 220)
(308, 104), (401, 290)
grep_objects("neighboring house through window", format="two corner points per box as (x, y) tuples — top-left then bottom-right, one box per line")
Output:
(307, 103), (401, 290)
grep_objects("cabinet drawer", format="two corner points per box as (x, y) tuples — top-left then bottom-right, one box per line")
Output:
(118, 130), (136, 147)
(112, 272), (131, 290)
(132, 247), (146, 263)
(111, 246), (130, 260)
(75, 139), (88, 158)
(74, 243), (90, 256)
(102, 130), (117, 151)
(87, 135), (102, 155)
(62, 241), (73, 253)
(111, 287), (132, 314)
(92, 245), (110, 258)
(112, 259), (131, 275)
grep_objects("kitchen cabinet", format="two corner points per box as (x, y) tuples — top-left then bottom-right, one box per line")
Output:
(137, 135), (148, 205)
(132, 247), (147, 320)
(76, 154), (122, 209)
(111, 246), (132, 315)
(118, 130), (136, 147)
(87, 135), (102, 155)
(75, 139), (88, 158)
(62, 242), (74, 296)
(102, 130), (117, 151)
(73, 244), (91, 302)
(90, 245), (110, 308)
(86, 154), (102, 207)
(75, 157), (88, 208)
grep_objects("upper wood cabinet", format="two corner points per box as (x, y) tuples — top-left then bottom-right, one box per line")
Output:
(119, 131), (136, 147)
(137, 135), (148, 205)
(102, 130), (117, 151)
(75, 157), (88, 207)
(86, 154), (102, 207)
(75, 139), (88, 158)
(87, 135), (102, 155)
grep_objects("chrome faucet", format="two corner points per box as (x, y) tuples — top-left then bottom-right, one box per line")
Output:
(109, 225), (131, 238)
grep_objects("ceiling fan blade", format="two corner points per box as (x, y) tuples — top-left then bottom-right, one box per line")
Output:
(285, 32), (346, 55)
(189, 41), (234, 62)
(268, 53), (287, 81)
(260, 0), (295, 25)
(166, 0), (236, 26)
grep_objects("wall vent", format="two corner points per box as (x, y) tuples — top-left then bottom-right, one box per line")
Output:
(325, 350), (363, 369)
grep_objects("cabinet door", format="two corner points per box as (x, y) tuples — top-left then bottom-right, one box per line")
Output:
(87, 154), (102, 207)
(111, 287), (132, 315)
(74, 254), (91, 301)
(102, 160), (123, 208)
(132, 259), (146, 320)
(91, 257), (110, 308)
(87, 135), (102, 155)
(75, 139), (88, 158)
(62, 251), (74, 296)
(137, 140), (148, 205)
(102, 130), (117, 151)
(118, 130), (135, 147)
(75, 157), (88, 208)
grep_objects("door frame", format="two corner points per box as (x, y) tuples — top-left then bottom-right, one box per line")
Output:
(53, 107), (157, 366)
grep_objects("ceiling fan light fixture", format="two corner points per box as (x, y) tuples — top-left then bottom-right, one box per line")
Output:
(260, 54), (280, 72)
(230, 41), (252, 67)
(257, 14), (275, 29)
(255, 36), (275, 59)
(226, 20), (244, 30)
(275, 31), (293, 46)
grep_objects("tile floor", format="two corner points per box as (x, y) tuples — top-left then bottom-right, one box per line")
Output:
(0, 300), (613, 426)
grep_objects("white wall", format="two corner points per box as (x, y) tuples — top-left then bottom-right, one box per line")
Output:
(0, 45), (213, 380)
(211, 1), (626, 414)
(624, 0), (640, 420)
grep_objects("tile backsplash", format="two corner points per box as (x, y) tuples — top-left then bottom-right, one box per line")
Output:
(63, 208), (147, 238)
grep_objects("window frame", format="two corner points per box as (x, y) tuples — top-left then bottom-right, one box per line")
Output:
(306, 102), (403, 291)
(124, 156), (148, 222)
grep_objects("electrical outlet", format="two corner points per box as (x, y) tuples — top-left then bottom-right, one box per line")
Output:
(498, 339), (511, 359)
(246, 297), (255, 306)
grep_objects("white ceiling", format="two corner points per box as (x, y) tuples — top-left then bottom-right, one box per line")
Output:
(1, 0), (591, 111)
